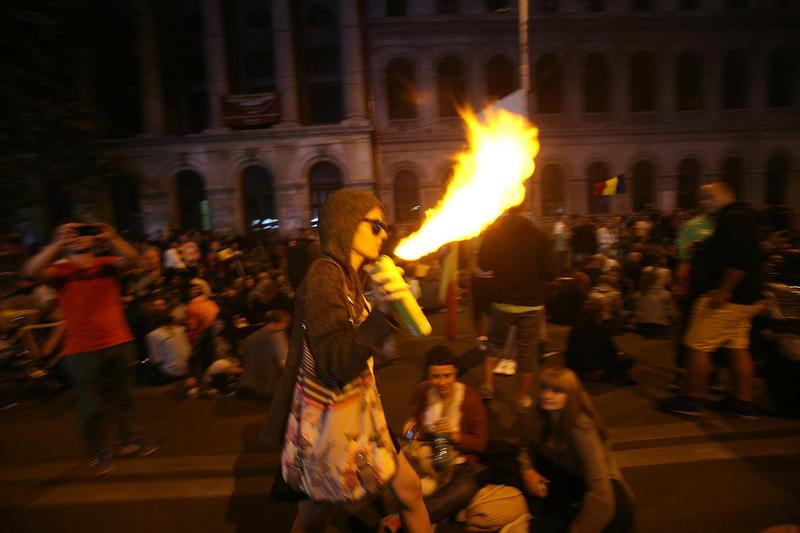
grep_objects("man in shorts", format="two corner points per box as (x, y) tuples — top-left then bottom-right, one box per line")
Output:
(478, 205), (555, 412)
(662, 180), (764, 418)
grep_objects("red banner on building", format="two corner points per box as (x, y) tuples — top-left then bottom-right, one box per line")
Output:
(221, 93), (281, 128)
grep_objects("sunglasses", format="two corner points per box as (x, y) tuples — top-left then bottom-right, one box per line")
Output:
(363, 218), (388, 236)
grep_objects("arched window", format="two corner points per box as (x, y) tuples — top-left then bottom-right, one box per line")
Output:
(535, 54), (563, 114)
(765, 154), (789, 205)
(112, 175), (142, 236)
(677, 51), (703, 111)
(721, 156), (746, 199)
(726, 0), (747, 8)
(438, 56), (467, 117)
(176, 170), (209, 230)
(437, 0), (460, 14)
(681, 0), (701, 8)
(677, 159), (700, 209)
(584, 54), (610, 113)
(632, 0), (653, 10)
(486, 54), (517, 101)
(721, 50), (749, 109)
(386, 0), (406, 16)
(298, 2), (342, 123)
(632, 160), (656, 212)
(309, 161), (342, 222)
(588, 0), (605, 11)
(226, 3), (276, 94)
(630, 52), (657, 112)
(587, 162), (611, 214)
(540, 164), (566, 216)
(387, 58), (417, 120)
(242, 166), (278, 231)
(768, 48), (795, 108)
(394, 170), (421, 223)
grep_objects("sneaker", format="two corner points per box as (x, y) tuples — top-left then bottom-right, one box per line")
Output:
(503, 359), (518, 376)
(713, 396), (759, 419)
(515, 396), (533, 413)
(88, 451), (114, 477)
(118, 438), (159, 458)
(479, 384), (494, 401)
(658, 395), (705, 417)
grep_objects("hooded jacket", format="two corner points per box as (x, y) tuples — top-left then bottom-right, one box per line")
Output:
(263, 189), (398, 447)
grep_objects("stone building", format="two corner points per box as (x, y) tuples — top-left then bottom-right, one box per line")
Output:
(101, 0), (799, 238)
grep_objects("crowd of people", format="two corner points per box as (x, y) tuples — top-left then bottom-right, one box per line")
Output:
(1, 180), (798, 531)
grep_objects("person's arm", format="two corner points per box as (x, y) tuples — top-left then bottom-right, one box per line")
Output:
(304, 261), (398, 387)
(96, 223), (139, 271)
(22, 224), (77, 281)
(708, 209), (757, 307)
(455, 389), (488, 453)
(477, 225), (498, 273)
(570, 425), (616, 533)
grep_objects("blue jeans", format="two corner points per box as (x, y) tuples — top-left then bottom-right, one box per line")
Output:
(63, 342), (140, 456)
(424, 463), (480, 524)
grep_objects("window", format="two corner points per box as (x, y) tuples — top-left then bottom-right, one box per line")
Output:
(680, 0), (701, 8)
(438, 56), (467, 117)
(540, 0), (559, 12)
(677, 159), (700, 209)
(387, 58), (417, 120)
(386, 0), (406, 16)
(765, 154), (789, 205)
(176, 170), (209, 230)
(726, 0), (747, 8)
(309, 162), (343, 222)
(632, 0), (652, 10)
(111, 175), (142, 237)
(242, 166), (278, 232)
(721, 50), (749, 109)
(437, 0), (459, 14)
(630, 52), (657, 112)
(394, 171), (421, 223)
(540, 165), (566, 216)
(631, 161), (656, 212)
(587, 162), (611, 214)
(486, 0), (512, 12)
(535, 54), (563, 113)
(768, 48), (795, 108)
(676, 52), (703, 111)
(721, 156), (746, 199)
(298, 2), (343, 124)
(584, 54), (610, 113)
(486, 54), (517, 101)
(588, 0), (605, 11)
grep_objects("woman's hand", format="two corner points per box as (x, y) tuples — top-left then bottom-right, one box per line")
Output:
(522, 468), (549, 498)
(401, 418), (418, 439)
(364, 263), (411, 311)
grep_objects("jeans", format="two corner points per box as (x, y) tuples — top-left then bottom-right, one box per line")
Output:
(424, 463), (480, 524)
(63, 342), (140, 456)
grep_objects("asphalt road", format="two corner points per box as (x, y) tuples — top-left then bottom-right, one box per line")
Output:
(2, 308), (799, 533)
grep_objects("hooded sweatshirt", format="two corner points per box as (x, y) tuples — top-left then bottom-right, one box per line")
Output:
(263, 189), (399, 447)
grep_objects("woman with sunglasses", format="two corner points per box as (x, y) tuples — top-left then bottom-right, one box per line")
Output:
(264, 189), (431, 532)
(519, 368), (634, 533)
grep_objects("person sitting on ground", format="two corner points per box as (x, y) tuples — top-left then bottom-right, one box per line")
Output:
(382, 346), (488, 531)
(588, 274), (623, 331)
(519, 368), (635, 533)
(565, 300), (634, 384)
(632, 269), (675, 338)
(185, 282), (220, 397)
(144, 309), (191, 383)
(240, 309), (291, 398)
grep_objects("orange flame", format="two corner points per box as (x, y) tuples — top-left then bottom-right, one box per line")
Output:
(394, 108), (539, 261)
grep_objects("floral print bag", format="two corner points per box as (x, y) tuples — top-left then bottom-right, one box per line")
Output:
(280, 291), (397, 502)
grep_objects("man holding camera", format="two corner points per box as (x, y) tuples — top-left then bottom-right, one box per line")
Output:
(23, 222), (157, 476)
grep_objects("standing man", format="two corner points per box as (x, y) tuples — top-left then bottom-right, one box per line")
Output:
(478, 204), (555, 411)
(662, 180), (764, 418)
(23, 222), (157, 475)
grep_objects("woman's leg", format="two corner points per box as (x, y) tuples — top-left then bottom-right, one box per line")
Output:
(290, 499), (334, 533)
(389, 451), (432, 533)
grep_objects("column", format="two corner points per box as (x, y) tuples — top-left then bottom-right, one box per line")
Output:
(202, 0), (229, 131)
(272, 0), (301, 126)
(418, 52), (438, 125)
(340, 0), (369, 125)
(135, 0), (164, 135)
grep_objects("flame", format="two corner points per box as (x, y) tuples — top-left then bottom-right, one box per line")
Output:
(394, 108), (539, 261)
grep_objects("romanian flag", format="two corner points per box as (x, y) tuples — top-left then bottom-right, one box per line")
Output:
(593, 174), (626, 196)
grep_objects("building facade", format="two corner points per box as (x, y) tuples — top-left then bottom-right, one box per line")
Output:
(104, 0), (799, 238)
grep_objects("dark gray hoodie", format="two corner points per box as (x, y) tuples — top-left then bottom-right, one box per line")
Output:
(263, 189), (398, 447)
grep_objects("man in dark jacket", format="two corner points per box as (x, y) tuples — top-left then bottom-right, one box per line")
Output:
(662, 180), (764, 418)
(478, 205), (555, 411)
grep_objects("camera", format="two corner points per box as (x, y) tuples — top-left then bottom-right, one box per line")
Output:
(76, 224), (101, 237)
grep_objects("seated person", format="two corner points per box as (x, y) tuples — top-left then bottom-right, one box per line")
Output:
(144, 310), (191, 383)
(240, 310), (291, 398)
(632, 270), (674, 337)
(588, 274), (623, 330)
(519, 368), (635, 533)
(566, 300), (634, 383)
(203, 339), (243, 397)
(383, 346), (488, 530)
